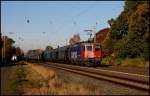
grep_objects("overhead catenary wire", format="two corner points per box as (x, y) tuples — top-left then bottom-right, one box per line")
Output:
(52, 2), (97, 45)
(53, 2), (96, 35)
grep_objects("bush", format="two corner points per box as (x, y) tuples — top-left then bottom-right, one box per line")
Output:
(102, 56), (121, 65)
(101, 56), (112, 65)
(121, 57), (147, 67)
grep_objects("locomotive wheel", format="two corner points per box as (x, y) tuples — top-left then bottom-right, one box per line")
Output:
(86, 62), (91, 67)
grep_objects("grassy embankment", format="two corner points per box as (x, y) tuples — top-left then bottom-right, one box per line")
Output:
(101, 56), (149, 67)
(8, 61), (101, 95)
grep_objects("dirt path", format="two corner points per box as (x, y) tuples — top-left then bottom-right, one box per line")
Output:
(1, 66), (13, 95)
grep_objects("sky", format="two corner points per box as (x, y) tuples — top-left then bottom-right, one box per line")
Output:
(1, 1), (124, 53)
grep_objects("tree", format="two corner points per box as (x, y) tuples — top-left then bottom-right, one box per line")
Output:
(0, 32), (3, 49)
(45, 45), (53, 51)
(69, 38), (74, 45)
(101, 31), (113, 56)
(2, 36), (15, 63)
(110, 11), (128, 40)
(0, 32), (3, 64)
(108, 18), (115, 27)
(107, 1), (149, 60)
(73, 34), (80, 43)
(126, 2), (149, 59)
(14, 47), (23, 56)
(69, 34), (80, 45)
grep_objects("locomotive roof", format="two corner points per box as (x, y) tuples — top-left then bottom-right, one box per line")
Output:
(44, 42), (101, 53)
(71, 42), (100, 45)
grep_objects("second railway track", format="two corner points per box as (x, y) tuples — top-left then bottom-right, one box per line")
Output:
(34, 62), (149, 92)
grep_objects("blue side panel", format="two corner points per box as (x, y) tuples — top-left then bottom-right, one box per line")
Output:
(70, 44), (81, 58)
(71, 45), (80, 52)
(77, 45), (80, 56)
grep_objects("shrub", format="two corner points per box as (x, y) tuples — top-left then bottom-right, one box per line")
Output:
(121, 57), (147, 67)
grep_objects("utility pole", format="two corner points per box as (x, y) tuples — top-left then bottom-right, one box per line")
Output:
(65, 38), (68, 45)
(94, 22), (98, 44)
(0, 32), (2, 64)
(93, 26), (96, 44)
(2, 32), (15, 63)
(2, 36), (5, 63)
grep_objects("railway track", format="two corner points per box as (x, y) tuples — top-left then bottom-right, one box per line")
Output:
(35, 62), (149, 92)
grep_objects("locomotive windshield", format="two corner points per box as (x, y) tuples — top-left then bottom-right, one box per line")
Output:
(86, 45), (92, 51)
(95, 46), (100, 51)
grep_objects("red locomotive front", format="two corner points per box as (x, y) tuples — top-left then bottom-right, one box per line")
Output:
(70, 43), (103, 66)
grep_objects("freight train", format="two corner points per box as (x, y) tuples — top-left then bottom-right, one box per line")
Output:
(26, 42), (103, 66)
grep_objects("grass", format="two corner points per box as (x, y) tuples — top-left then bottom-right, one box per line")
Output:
(8, 64), (29, 95)
(6, 62), (100, 95)
(24, 63), (100, 95)
(121, 58), (149, 67)
(101, 56), (149, 68)
(101, 56), (112, 65)
(101, 56), (122, 65)
(4, 60), (149, 95)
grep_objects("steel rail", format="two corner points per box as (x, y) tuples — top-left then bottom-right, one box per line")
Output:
(34, 62), (149, 92)
(47, 62), (149, 84)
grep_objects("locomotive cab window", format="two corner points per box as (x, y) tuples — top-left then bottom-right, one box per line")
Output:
(86, 45), (92, 51)
(95, 46), (100, 51)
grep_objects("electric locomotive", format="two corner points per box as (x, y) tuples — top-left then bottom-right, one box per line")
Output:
(42, 42), (103, 66)
(68, 42), (103, 66)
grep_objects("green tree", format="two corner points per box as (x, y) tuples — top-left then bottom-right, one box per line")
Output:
(45, 45), (53, 51)
(108, 18), (115, 27)
(108, 1), (149, 60)
(127, 3), (149, 59)
(101, 31), (113, 56)
(2, 36), (15, 63)
(110, 11), (128, 40)
(69, 34), (80, 45)
(0, 32), (3, 64)
(124, 1), (141, 15)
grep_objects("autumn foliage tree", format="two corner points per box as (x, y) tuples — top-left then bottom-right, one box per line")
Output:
(0, 32), (3, 63)
(69, 34), (80, 45)
(126, 2), (149, 59)
(108, 1), (149, 60)
(45, 45), (53, 51)
(1, 36), (15, 63)
(1, 36), (24, 64)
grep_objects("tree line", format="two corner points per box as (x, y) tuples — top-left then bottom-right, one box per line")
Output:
(0, 35), (24, 64)
(104, 1), (149, 61)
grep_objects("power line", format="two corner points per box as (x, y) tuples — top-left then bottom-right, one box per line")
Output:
(54, 2), (96, 36)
